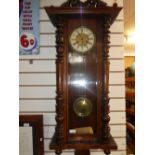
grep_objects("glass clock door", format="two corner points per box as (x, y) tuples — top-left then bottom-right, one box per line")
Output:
(67, 18), (98, 140)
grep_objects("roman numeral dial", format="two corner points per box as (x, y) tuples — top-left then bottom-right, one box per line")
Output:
(70, 26), (95, 53)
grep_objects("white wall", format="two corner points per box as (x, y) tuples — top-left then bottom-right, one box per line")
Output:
(19, 0), (126, 155)
(123, 0), (135, 56)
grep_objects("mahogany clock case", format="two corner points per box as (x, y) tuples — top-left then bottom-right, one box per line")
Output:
(45, 0), (122, 153)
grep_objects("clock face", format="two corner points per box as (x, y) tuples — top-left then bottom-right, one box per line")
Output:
(69, 26), (95, 53)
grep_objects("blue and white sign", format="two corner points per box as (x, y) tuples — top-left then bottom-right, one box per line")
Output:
(19, 0), (40, 55)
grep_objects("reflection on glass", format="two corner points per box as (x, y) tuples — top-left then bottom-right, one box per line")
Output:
(71, 79), (87, 87)
(68, 42), (97, 133)
(69, 53), (83, 64)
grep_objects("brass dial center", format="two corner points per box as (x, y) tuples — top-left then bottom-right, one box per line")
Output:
(73, 97), (93, 117)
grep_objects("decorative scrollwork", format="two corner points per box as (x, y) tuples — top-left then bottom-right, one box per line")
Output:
(61, 0), (107, 8)
(61, 0), (82, 7)
(55, 16), (65, 64)
(85, 0), (107, 8)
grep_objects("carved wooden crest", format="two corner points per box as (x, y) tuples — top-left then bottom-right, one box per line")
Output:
(61, 0), (107, 7)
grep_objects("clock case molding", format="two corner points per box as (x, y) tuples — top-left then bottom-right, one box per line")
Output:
(45, 0), (122, 154)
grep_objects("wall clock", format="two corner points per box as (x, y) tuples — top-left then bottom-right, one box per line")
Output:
(45, 0), (122, 155)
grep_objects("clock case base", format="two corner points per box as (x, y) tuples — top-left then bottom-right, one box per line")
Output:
(50, 133), (117, 150)
(50, 134), (116, 155)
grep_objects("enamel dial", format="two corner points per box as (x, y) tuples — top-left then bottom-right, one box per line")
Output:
(70, 26), (95, 53)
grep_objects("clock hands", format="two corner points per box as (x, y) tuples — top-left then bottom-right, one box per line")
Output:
(70, 27), (95, 53)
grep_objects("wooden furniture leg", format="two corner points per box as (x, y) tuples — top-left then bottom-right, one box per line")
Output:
(55, 150), (62, 155)
(104, 149), (111, 155)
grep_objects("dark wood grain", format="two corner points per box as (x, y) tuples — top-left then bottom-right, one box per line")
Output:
(75, 150), (90, 155)
(45, 0), (122, 154)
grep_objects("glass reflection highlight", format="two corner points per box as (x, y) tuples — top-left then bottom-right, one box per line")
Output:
(71, 79), (87, 87)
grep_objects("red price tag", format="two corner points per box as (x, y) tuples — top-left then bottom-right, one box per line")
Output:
(20, 35), (29, 48)
(30, 39), (34, 45)
(20, 32), (36, 51)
